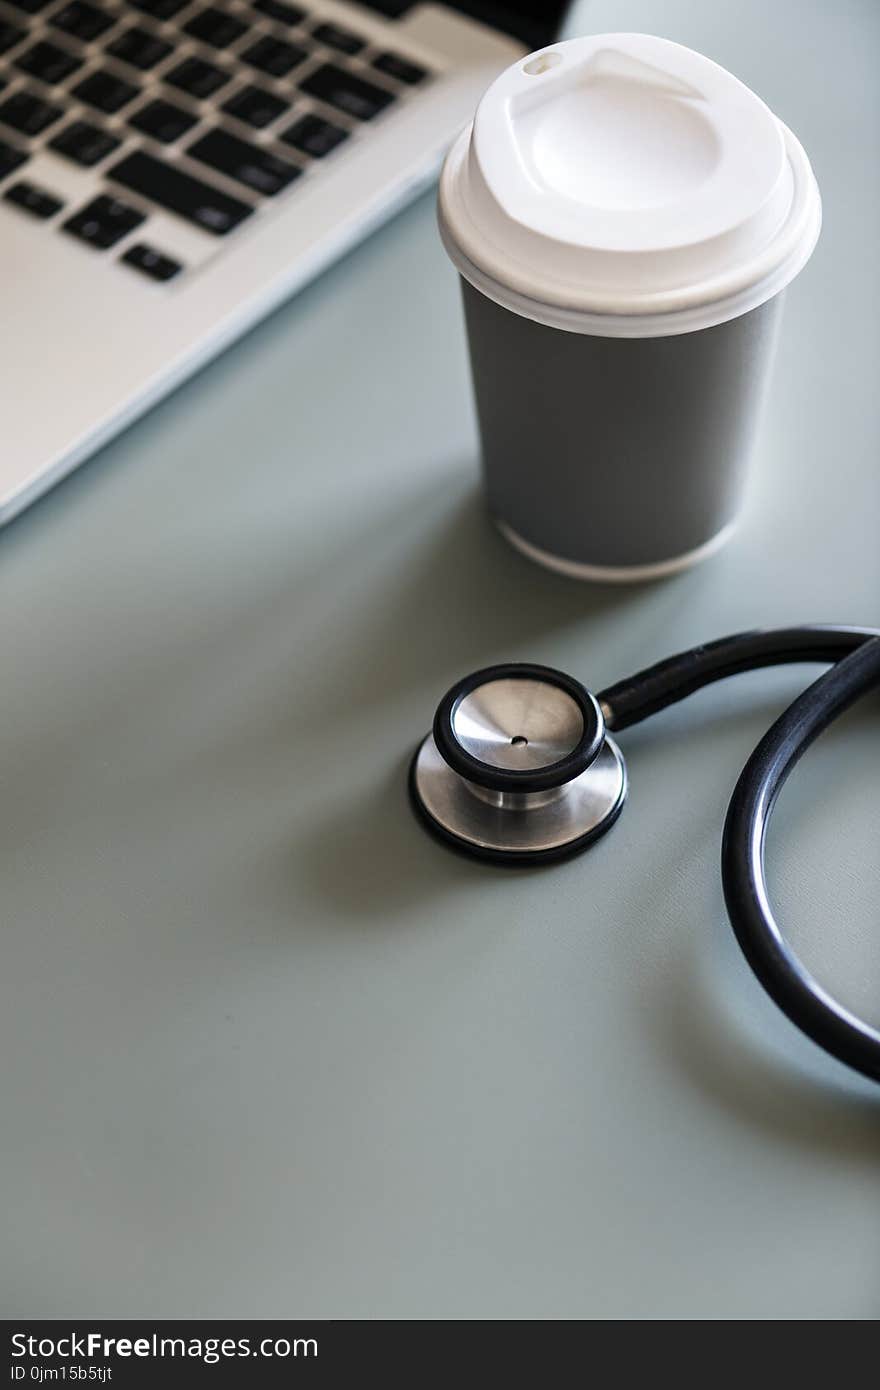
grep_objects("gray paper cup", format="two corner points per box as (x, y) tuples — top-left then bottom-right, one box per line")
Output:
(461, 279), (784, 579)
(439, 34), (821, 581)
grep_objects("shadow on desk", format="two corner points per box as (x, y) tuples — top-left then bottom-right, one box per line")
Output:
(281, 472), (643, 921)
(651, 936), (880, 1153)
(284, 472), (648, 737)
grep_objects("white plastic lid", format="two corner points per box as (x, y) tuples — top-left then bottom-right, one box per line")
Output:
(438, 34), (821, 337)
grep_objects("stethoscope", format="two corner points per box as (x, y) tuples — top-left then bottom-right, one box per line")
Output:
(410, 626), (880, 1084)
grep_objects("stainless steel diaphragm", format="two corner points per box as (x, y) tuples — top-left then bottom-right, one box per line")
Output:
(410, 663), (627, 863)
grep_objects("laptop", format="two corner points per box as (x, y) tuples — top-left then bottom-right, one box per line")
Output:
(0, 0), (569, 523)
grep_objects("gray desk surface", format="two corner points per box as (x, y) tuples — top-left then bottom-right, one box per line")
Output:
(2, 0), (878, 1321)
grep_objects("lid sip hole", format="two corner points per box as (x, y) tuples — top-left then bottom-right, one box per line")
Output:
(523, 51), (563, 76)
(510, 735), (529, 747)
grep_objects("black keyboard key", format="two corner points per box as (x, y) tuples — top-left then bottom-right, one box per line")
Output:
(372, 51), (427, 85)
(300, 63), (394, 120)
(188, 126), (299, 195)
(63, 192), (144, 248)
(121, 242), (181, 281)
(110, 149), (253, 234)
(50, 1), (114, 42)
(15, 40), (82, 85)
(183, 7), (248, 49)
(106, 27), (172, 70)
(128, 0), (186, 17)
(241, 35), (306, 77)
(4, 0), (52, 13)
(0, 90), (61, 135)
(49, 117), (120, 164)
(281, 110), (346, 158)
(0, 21), (25, 54)
(0, 137), (28, 178)
(4, 178), (63, 217)
(252, 0), (305, 22)
(312, 21), (363, 55)
(165, 56), (229, 98)
(128, 97), (196, 142)
(344, 0), (410, 14)
(221, 83), (287, 129)
(72, 69), (139, 112)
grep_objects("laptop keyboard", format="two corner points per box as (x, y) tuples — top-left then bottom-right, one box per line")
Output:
(0, 0), (431, 280)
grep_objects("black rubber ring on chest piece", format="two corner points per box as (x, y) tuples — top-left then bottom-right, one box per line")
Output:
(432, 662), (605, 795)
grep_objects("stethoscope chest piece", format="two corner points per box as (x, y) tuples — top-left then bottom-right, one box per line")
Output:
(410, 663), (627, 863)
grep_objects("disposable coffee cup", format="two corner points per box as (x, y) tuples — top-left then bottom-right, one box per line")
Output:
(439, 34), (821, 581)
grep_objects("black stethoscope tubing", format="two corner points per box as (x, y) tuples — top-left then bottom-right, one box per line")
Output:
(718, 635), (880, 1084)
(596, 626), (880, 1081)
(608, 626), (880, 1084)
